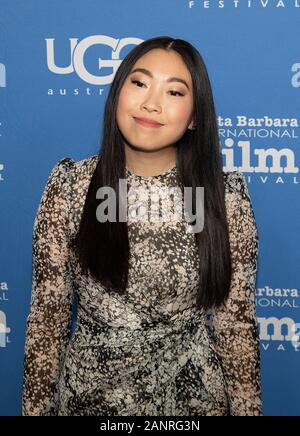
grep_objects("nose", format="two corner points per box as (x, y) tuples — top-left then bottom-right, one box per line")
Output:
(140, 89), (162, 113)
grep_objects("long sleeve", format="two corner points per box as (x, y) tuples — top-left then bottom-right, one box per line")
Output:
(22, 158), (75, 416)
(211, 171), (262, 416)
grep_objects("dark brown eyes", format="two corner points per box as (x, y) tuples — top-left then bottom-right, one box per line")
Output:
(130, 79), (184, 97)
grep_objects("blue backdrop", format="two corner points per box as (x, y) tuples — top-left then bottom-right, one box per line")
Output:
(0, 0), (299, 416)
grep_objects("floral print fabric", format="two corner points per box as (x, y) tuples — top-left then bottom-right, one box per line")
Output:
(22, 155), (261, 416)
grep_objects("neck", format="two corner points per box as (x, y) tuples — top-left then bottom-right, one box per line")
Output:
(124, 144), (177, 177)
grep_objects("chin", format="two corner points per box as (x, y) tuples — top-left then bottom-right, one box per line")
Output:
(122, 136), (162, 151)
(128, 142), (162, 152)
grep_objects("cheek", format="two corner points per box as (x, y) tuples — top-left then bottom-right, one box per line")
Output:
(167, 100), (193, 124)
(117, 83), (139, 115)
(117, 87), (129, 115)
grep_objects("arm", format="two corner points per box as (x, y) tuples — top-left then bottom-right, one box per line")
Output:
(22, 158), (75, 416)
(211, 171), (262, 416)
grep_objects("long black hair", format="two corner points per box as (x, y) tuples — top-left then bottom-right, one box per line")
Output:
(73, 36), (232, 310)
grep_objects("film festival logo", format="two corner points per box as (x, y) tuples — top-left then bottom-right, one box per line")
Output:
(95, 181), (205, 234)
(46, 35), (144, 88)
(0, 281), (9, 302)
(219, 116), (299, 181)
(292, 323), (300, 351)
(291, 61), (300, 88)
(256, 289), (300, 352)
(0, 311), (11, 348)
(258, 316), (300, 352)
(188, 0), (300, 9)
(0, 62), (6, 88)
(256, 285), (299, 309)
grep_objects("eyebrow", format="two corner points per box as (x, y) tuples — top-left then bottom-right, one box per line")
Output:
(129, 68), (190, 90)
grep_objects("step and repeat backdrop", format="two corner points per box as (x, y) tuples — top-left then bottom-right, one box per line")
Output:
(0, 0), (299, 416)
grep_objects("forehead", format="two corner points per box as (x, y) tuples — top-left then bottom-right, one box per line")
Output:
(131, 49), (192, 83)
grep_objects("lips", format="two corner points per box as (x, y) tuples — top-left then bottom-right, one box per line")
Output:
(133, 117), (163, 128)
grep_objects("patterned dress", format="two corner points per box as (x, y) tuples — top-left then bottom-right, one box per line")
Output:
(22, 155), (262, 416)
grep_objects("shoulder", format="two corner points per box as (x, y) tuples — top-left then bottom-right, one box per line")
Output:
(49, 154), (99, 183)
(41, 155), (100, 226)
(41, 155), (100, 206)
(222, 170), (251, 201)
(72, 154), (99, 174)
(54, 154), (99, 173)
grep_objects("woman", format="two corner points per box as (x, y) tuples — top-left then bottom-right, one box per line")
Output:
(22, 36), (262, 416)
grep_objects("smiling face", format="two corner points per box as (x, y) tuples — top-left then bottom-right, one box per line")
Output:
(116, 48), (194, 152)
